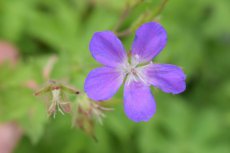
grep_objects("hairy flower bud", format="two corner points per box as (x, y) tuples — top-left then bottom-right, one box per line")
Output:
(72, 94), (113, 141)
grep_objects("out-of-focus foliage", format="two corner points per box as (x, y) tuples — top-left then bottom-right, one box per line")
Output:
(0, 0), (230, 153)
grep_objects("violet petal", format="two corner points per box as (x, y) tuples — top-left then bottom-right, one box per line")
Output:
(131, 22), (167, 63)
(89, 31), (127, 67)
(84, 67), (124, 101)
(124, 81), (156, 122)
(143, 63), (186, 94)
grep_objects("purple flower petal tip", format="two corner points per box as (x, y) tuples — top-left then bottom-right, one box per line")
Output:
(89, 31), (127, 67)
(143, 64), (186, 94)
(131, 22), (167, 63)
(124, 81), (156, 122)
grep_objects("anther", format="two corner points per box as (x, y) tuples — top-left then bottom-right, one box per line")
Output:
(131, 68), (137, 75)
(51, 86), (60, 90)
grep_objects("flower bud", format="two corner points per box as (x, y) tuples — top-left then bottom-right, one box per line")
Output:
(35, 80), (80, 118)
(72, 94), (113, 140)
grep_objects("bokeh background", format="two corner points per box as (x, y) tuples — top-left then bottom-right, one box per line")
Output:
(0, 0), (230, 153)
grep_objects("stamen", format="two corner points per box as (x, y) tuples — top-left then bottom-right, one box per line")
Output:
(120, 54), (149, 85)
(131, 54), (140, 67)
(58, 106), (65, 115)
(51, 86), (60, 90)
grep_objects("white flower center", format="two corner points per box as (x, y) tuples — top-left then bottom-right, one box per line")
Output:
(120, 54), (148, 85)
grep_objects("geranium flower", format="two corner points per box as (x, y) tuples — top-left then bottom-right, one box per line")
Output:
(84, 22), (186, 122)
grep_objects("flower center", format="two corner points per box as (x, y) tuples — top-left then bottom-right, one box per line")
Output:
(130, 68), (137, 75)
(119, 54), (149, 85)
(121, 62), (146, 85)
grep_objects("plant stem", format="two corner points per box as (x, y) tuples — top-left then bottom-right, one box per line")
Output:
(116, 0), (169, 37)
(113, 0), (144, 32)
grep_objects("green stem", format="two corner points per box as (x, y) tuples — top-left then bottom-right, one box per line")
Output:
(113, 0), (144, 32)
(116, 0), (169, 37)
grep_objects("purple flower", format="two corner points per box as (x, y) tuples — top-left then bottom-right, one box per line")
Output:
(84, 22), (186, 122)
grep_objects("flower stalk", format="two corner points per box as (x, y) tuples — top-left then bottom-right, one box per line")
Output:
(116, 0), (169, 37)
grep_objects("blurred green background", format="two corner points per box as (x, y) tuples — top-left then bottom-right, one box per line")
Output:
(0, 0), (230, 153)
